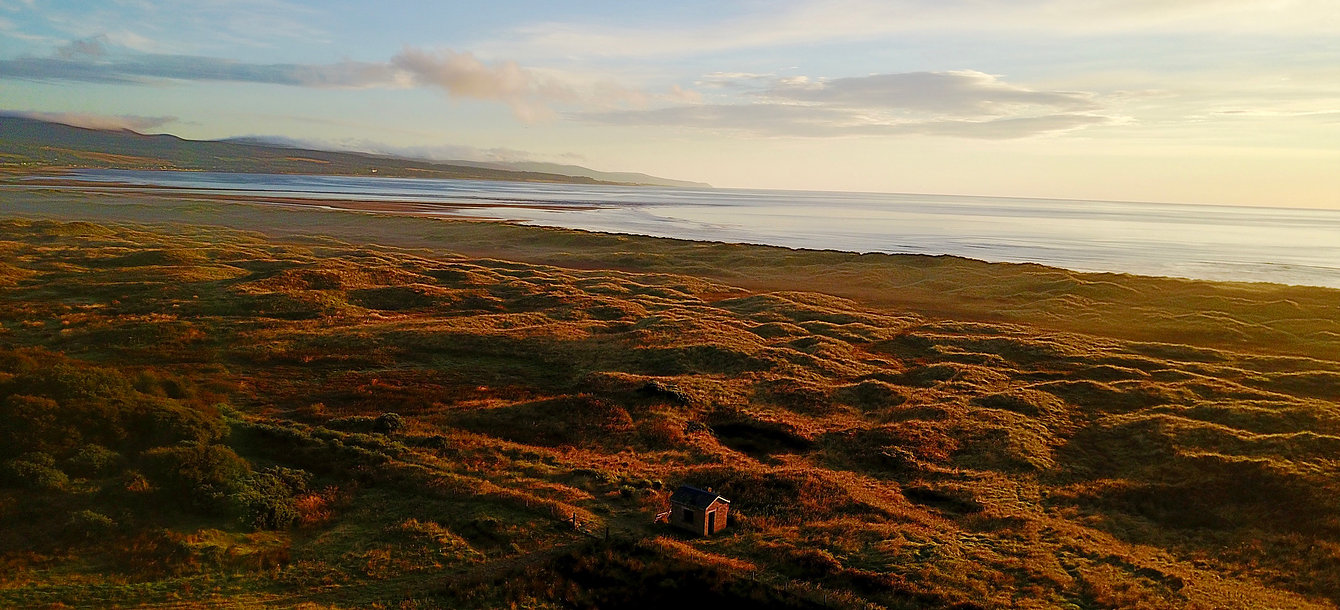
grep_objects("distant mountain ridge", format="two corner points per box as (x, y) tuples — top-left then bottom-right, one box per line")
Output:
(0, 116), (708, 187)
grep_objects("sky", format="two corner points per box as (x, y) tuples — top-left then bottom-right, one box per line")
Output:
(1, 0), (1338, 208)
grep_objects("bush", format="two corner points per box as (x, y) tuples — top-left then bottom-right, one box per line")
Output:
(1, 453), (68, 491)
(234, 477), (297, 530)
(11, 363), (134, 401)
(231, 466), (312, 530)
(67, 510), (117, 539)
(125, 397), (227, 449)
(373, 412), (404, 435)
(66, 444), (124, 477)
(0, 394), (78, 458)
(141, 443), (251, 511)
(0, 354), (227, 460)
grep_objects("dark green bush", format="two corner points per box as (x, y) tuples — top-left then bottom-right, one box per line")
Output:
(234, 477), (294, 529)
(65, 444), (124, 477)
(141, 443), (251, 510)
(373, 412), (404, 435)
(10, 363), (135, 401)
(0, 352), (227, 460)
(1, 453), (68, 491)
(0, 394), (79, 458)
(326, 415), (377, 432)
(67, 510), (117, 539)
(124, 396), (226, 449)
(232, 466), (312, 530)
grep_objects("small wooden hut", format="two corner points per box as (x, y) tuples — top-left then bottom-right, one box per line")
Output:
(667, 485), (730, 536)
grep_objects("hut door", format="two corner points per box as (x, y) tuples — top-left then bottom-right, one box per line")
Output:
(708, 511), (716, 532)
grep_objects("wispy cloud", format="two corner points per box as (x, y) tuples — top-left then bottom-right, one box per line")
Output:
(764, 71), (1098, 115)
(581, 70), (1113, 139)
(1, 110), (175, 131)
(581, 104), (1110, 139)
(25, 0), (328, 54)
(696, 72), (776, 89)
(491, 0), (1340, 60)
(0, 53), (387, 86)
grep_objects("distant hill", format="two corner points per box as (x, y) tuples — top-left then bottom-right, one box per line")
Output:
(0, 116), (705, 187)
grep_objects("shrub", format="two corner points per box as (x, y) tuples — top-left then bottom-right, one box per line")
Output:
(373, 412), (405, 435)
(141, 443), (251, 511)
(65, 444), (124, 477)
(639, 380), (692, 404)
(0, 378), (225, 460)
(67, 510), (117, 539)
(234, 477), (297, 530)
(12, 363), (135, 401)
(229, 466), (312, 530)
(125, 397), (227, 448)
(0, 394), (78, 458)
(1, 453), (68, 491)
(327, 415), (377, 432)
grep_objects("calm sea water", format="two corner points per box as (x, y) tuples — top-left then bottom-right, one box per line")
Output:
(65, 169), (1340, 289)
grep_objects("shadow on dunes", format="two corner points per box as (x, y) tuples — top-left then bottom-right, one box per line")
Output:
(711, 419), (814, 460)
(449, 396), (635, 448)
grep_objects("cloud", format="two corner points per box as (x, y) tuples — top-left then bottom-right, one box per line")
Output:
(696, 72), (776, 89)
(490, 0), (1340, 60)
(26, 0), (327, 54)
(1, 110), (175, 132)
(55, 36), (106, 59)
(765, 71), (1097, 116)
(578, 70), (1113, 139)
(0, 40), (1099, 138)
(390, 48), (574, 121)
(0, 51), (395, 87)
(579, 103), (1109, 139)
(0, 41), (694, 122)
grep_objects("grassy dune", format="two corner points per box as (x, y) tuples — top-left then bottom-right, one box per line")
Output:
(1, 190), (1339, 608)
(3, 185), (1337, 363)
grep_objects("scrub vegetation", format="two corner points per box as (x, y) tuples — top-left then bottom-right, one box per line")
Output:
(1, 202), (1339, 607)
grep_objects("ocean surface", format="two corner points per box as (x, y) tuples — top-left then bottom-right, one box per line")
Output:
(62, 169), (1340, 289)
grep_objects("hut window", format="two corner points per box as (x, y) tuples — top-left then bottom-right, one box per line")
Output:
(682, 509), (695, 523)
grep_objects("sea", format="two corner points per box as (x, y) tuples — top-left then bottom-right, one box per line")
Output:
(60, 169), (1340, 289)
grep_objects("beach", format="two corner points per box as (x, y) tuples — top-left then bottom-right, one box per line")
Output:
(42, 169), (1340, 290)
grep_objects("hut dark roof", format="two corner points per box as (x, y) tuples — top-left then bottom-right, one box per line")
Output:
(669, 485), (729, 509)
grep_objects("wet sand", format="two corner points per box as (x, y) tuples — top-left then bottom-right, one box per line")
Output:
(6, 177), (603, 219)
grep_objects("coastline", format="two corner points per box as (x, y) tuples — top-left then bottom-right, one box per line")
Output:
(22, 169), (1340, 292)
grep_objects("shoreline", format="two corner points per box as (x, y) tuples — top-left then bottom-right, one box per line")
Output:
(10, 172), (1340, 292)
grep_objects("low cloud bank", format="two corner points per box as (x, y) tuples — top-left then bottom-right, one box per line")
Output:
(582, 71), (1114, 139)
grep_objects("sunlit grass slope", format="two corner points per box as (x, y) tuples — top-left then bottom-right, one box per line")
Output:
(4, 185), (1337, 363)
(0, 214), (1337, 608)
